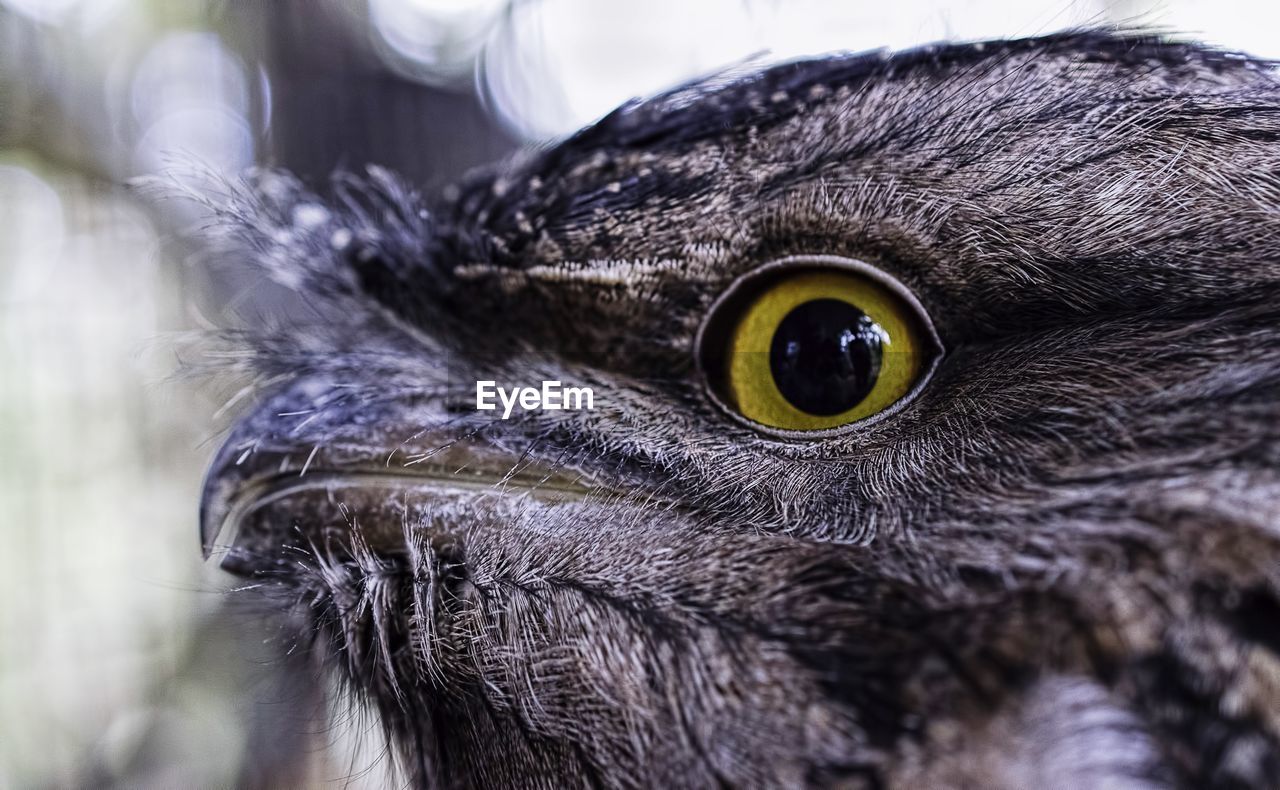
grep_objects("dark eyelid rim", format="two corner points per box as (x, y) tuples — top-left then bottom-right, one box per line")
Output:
(694, 254), (945, 441)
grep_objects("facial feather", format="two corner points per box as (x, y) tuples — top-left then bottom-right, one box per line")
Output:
(195, 31), (1280, 788)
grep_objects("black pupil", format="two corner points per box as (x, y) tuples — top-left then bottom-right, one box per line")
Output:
(769, 299), (884, 416)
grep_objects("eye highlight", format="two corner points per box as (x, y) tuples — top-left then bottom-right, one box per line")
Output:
(699, 261), (939, 434)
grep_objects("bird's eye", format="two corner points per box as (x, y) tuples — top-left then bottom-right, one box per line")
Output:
(699, 261), (940, 434)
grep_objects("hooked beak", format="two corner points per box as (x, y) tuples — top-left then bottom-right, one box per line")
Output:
(199, 379), (595, 576)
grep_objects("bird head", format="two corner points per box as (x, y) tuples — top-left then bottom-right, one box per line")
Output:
(199, 32), (1280, 788)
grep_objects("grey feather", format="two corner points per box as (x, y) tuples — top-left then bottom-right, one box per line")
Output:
(193, 31), (1280, 789)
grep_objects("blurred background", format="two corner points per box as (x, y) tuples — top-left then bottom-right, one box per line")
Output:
(1, 0), (1277, 786)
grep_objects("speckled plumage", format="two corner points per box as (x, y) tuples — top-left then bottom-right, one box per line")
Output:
(198, 32), (1280, 788)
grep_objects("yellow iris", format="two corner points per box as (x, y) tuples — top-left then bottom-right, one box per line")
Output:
(725, 270), (927, 431)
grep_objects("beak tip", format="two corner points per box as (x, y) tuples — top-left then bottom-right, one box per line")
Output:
(199, 465), (233, 564)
